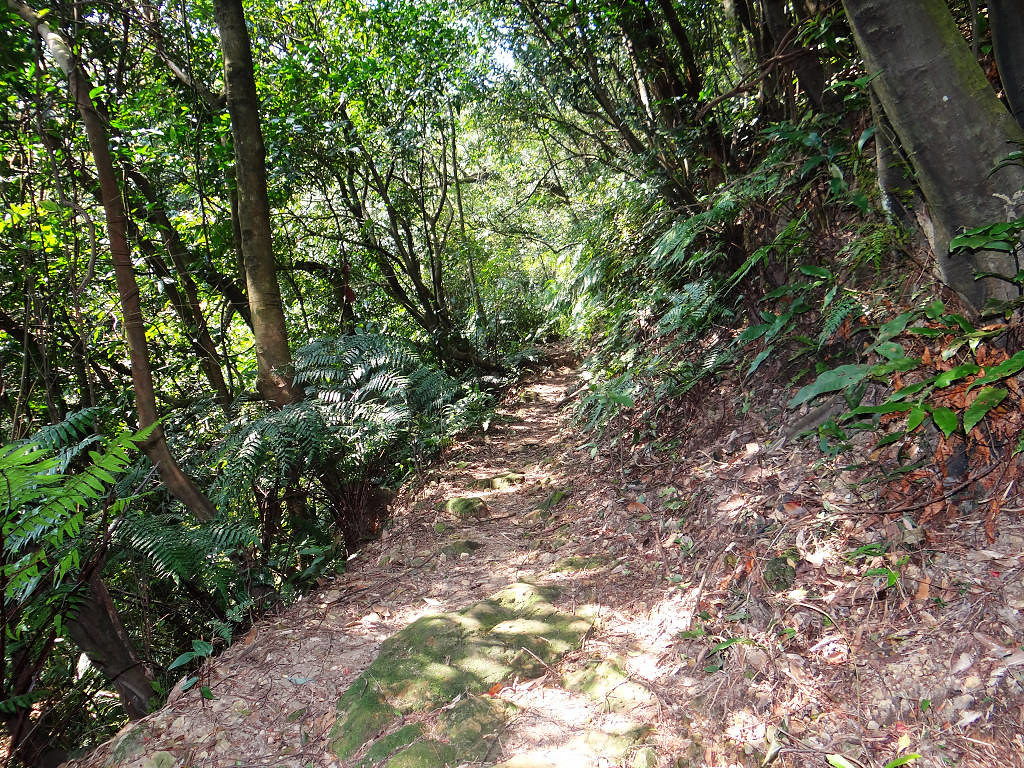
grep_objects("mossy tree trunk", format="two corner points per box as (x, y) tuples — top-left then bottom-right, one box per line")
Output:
(843, 0), (1024, 313)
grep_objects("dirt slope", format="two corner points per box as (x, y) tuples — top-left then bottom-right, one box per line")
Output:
(71, 354), (1024, 768)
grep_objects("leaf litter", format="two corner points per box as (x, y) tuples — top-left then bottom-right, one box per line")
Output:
(67, 346), (1024, 768)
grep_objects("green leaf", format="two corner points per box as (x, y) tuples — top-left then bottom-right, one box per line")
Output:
(789, 364), (870, 408)
(935, 364), (980, 388)
(747, 347), (773, 377)
(847, 402), (914, 417)
(737, 323), (771, 344)
(963, 387), (1007, 433)
(871, 357), (921, 376)
(708, 637), (743, 653)
(168, 652), (196, 670)
(888, 380), (934, 401)
(884, 755), (922, 768)
(181, 675), (199, 692)
(874, 312), (916, 344)
(968, 350), (1024, 390)
(827, 755), (860, 768)
(200, 686), (216, 700)
(924, 300), (945, 319)
(907, 405), (927, 432)
(876, 430), (906, 448)
(932, 407), (958, 438)
(874, 341), (905, 360)
(857, 126), (876, 153)
(907, 327), (947, 338)
(943, 314), (973, 332)
(799, 265), (832, 279)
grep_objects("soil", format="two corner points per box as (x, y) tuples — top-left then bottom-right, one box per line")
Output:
(68, 350), (1024, 768)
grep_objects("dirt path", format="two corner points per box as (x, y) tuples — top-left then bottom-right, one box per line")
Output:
(73, 357), (1024, 768)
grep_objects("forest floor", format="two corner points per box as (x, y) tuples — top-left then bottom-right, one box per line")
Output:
(73, 348), (1024, 768)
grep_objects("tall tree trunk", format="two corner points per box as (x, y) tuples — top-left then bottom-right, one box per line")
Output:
(989, 0), (1024, 130)
(8, 0), (216, 520)
(843, 0), (1024, 312)
(212, 0), (297, 408)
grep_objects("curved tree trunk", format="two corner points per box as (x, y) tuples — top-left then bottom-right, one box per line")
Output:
(212, 0), (298, 408)
(9, 0), (216, 520)
(843, 0), (1024, 312)
(66, 571), (155, 719)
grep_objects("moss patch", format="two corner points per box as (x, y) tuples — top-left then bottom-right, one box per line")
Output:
(474, 472), (526, 490)
(563, 657), (656, 712)
(552, 555), (608, 572)
(330, 688), (402, 759)
(539, 488), (569, 510)
(330, 583), (591, 762)
(445, 496), (488, 520)
(440, 539), (482, 558)
(763, 556), (796, 592)
(359, 724), (426, 766)
(105, 724), (148, 766)
(385, 740), (458, 768)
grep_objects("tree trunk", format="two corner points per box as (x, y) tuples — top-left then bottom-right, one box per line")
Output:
(8, 0), (216, 520)
(66, 571), (155, 719)
(989, 0), (1024, 130)
(843, 0), (1024, 312)
(212, 0), (297, 408)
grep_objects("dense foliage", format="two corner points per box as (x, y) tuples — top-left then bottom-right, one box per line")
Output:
(1, 0), (1022, 762)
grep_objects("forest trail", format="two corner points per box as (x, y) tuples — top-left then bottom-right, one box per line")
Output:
(75, 355), (680, 767)
(74, 352), (1024, 768)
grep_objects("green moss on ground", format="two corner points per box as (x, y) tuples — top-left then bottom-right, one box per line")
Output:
(440, 539), (482, 558)
(445, 496), (488, 520)
(329, 582), (591, 765)
(359, 724), (426, 766)
(563, 656), (656, 712)
(552, 555), (608, 572)
(473, 473), (526, 490)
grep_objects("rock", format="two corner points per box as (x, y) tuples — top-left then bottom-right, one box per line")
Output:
(631, 746), (658, 768)
(445, 497), (488, 520)
(563, 656), (656, 712)
(142, 754), (177, 768)
(440, 539), (482, 558)
(476, 473), (526, 490)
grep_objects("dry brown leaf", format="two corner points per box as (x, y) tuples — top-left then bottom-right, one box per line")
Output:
(626, 501), (650, 515)
(914, 575), (931, 602)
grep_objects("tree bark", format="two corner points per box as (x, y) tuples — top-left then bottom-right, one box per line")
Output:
(212, 0), (297, 408)
(8, 0), (216, 520)
(989, 0), (1024, 130)
(66, 571), (155, 719)
(843, 0), (1024, 312)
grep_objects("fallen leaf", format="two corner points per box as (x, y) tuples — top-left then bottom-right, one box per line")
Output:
(914, 575), (931, 602)
(626, 501), (650, 515)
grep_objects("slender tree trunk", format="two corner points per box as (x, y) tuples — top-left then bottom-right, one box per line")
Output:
(843, 0), (1024, 312)
(212, 0), (297, 408)
(9, 0), (216, 520)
